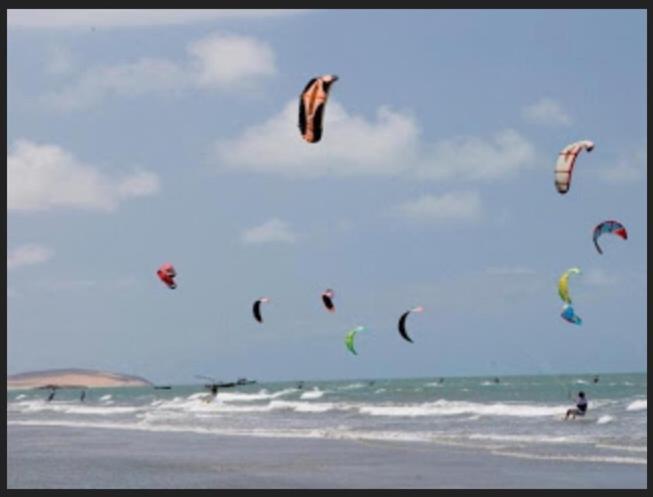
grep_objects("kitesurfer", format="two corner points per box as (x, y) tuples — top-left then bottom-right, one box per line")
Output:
(565, 391), (588, 420)
(47, 389), (56, 402)
(80, 390), (86, 402)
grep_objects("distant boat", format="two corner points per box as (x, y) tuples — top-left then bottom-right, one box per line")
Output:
(153, 385), (172, 390)
(236, 378), (256, 386)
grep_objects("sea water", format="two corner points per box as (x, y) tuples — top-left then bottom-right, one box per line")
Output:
(7, 372), (647, 467)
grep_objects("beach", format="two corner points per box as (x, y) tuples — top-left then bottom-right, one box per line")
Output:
(7, 424), (646, 489)
(6, 373), (647, 489)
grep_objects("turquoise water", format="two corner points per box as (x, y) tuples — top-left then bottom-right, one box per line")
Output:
(8, 372), (647, 466)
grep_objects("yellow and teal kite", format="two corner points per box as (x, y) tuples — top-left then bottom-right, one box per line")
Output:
(558, 267), (581, 304)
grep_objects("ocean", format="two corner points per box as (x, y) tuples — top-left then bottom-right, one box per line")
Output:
(7, 372), (647, 488)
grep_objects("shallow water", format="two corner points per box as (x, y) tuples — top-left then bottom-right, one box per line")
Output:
(7, 372), (647, 467)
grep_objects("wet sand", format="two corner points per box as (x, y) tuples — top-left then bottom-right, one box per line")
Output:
(7, 425), (646, 488)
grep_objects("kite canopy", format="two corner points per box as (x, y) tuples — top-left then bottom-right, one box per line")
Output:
(322, 289), (335, 312)
(398, 306), (424, 343)
(298, 75), (338, 143)
(252, 297), (270, 323)
(593, 220), (628, 254)
(345, 326), (366, 355)
(561, 304), (582, 325)
(558, 267), (581, 304)
(156, 262), (177, 289)
(554, 140), (594, 194)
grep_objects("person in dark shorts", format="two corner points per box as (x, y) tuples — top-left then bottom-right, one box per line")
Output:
(565, 391), (588, 420)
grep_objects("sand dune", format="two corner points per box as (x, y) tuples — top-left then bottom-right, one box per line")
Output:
(7, 368), (152, 390)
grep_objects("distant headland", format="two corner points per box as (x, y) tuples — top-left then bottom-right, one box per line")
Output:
(7, 368), (152, 390)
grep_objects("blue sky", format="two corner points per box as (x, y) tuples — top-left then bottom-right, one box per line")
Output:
(7, 10), (647, 384)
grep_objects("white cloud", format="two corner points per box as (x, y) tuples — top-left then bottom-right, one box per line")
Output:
(522, 98), (572, 126)
(8, 139), (160, 212)
(7, 244), (54, 270)
(584, 268), (619, 287)
(188, 34), (276, 89)
(45, 33), (277, 109)
(241, 218), (298, 244)
(598, 145), (647, 185)
(8, 9), (302, 29)
(213, 100), (535, 181)
(46, 45), (76, 75)
(395, 191), (483, 223)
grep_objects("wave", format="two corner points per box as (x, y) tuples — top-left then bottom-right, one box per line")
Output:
(595, 444), (647, 453)
(596, 415), (614, 424)
(467, 433), (583, 444)
(491, 449), (646, 466)
(359, 400), (568, 418)
(337, 383), (366, 390)
(8, 400), (143, 416)
(213, 388), (297, 402)
(9, 418), (646, 466)
(626, 399), (647, 411)
(99, 394), (112, 401)
(300, 388), (324, 400)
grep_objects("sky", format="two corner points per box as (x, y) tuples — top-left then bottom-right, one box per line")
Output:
(7, 9), (647, 384)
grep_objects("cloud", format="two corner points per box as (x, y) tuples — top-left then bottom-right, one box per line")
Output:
(597, 145), (647, 185)
(213, 100), (535, 181)
(522, 98), (572, 126)
(46, 45), (76, 75)
(241, 218), (298, 244)
(44, 33), (277, 109)
(7, 244), (54, 270)
(8, 9), (302, 29)
(8, 139), (160, 212)
(395, 191), (483, 223)
(188, 34), (276, 89)
(584, 268), (619, 287)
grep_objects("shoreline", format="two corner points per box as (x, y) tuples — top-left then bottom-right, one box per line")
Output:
(7, 424), (646, 489)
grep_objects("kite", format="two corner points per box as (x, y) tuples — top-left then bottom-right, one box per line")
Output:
(156, 262), (177, 289)
(298, 75), (338, 143)
(322, 289), (335, 312)
(554, 140), (594, 194)
(252, 297), (270, 323)
(558, 267), (581, 305)
(561, 304), (582, 325)
(593, 220), (628, 254)
(398, 306), (424, 343)
(345, 326), (366, 355)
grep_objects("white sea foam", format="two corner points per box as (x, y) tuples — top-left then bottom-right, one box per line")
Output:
(99, 394), (112, 401)
(338, 383), (365, 390)
(359, 400), (568, 418)
(626, 399), (647, 411)
(300, 388), (324, 400)
(597, 415), (614, 425)
(491, 449), (646, 465)
(595, 444), (647, 453)
(467, 433), (582, 444)
(8, 400), (143, 416)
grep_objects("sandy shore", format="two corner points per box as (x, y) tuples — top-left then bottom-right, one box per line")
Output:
(7, 424), (646, 489)
(7, 369), (151, 390)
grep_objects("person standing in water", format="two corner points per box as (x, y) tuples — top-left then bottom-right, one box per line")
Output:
(80, 390), (86, 402)
(565, 391), (588, 420)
